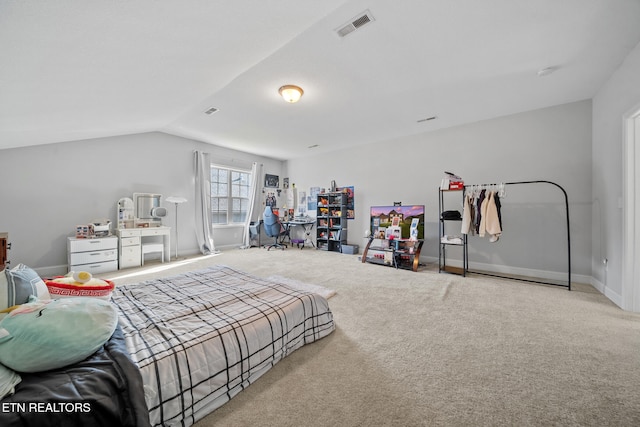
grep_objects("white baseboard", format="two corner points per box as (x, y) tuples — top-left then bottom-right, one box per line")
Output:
(591, 276), (623, 308)
(421, 256), (590, 286)
(34, 264), (68, 277)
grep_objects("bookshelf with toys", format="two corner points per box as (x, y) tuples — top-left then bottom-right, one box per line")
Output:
(316, 191), (348, 252)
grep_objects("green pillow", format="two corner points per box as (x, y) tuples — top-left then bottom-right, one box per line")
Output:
(0, 297), (117, 373)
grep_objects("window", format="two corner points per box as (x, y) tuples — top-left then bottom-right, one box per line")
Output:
(211, 166), (251, 225)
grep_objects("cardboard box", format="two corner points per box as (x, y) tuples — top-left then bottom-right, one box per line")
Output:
(449, 181), (464, 190)
(341, 244), (359, 254)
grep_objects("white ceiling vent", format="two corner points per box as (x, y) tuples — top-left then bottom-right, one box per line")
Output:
(335, 10), (374, 37)
(204, 107), (219, 115)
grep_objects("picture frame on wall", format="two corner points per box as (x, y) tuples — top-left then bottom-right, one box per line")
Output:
(265, 174), (279, 188)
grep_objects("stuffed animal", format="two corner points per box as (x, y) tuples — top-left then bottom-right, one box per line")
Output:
(0, 296), (117, 373)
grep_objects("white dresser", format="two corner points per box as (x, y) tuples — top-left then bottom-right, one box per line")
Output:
(116, 226), (170, 269)
(67, 236), (118, 274)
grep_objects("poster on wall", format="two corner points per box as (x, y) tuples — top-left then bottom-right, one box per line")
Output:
(265, 174), (279, 188)
(297, 191), (308, 216)
(308, 186), (320, 216)
(285, 188), (296, 209)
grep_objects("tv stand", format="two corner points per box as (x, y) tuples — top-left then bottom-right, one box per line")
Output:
(361, 237), (423, 272)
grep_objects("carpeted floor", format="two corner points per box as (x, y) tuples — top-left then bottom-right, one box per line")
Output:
(105, 247), (640, 427)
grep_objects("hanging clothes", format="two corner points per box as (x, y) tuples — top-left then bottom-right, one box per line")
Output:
(461, 192), (475, 235)
(494, 192), (502, 229)
(475, 189), (486, 234)
(479, 191), (502, 242)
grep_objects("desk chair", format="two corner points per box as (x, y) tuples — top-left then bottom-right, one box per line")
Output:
(263, 206), (286, 250)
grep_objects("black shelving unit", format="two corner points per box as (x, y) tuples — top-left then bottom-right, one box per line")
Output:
(316, 192), (348, 252)
(438, 188), (467, 276)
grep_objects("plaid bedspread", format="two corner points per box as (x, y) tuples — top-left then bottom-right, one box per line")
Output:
(111, 265), (335, 427)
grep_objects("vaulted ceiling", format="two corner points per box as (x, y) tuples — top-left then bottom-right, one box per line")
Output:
(2, 0), (640, 159)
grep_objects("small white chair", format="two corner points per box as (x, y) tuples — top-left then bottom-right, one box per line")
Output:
(141, 242), (164, 265)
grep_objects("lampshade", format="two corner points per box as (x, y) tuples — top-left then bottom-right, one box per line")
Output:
(278, 85), (304, 103)
(166, 196), (187, 204)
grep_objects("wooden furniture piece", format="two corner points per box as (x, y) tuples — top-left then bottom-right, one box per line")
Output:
(1, 232), (8, 269)
(316, 192), (348, 252)
(116, 226), (170, 269)
(67, 236), (118, 274)
(361, 237), (423, 272)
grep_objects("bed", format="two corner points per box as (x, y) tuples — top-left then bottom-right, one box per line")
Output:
(0, 265), (335, 427)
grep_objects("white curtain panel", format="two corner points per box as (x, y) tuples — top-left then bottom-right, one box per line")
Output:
(241, 162), (259, 248)
(194, 151), (216, 254)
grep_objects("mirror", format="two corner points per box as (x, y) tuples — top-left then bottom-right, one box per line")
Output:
(133, 193), (163, 222)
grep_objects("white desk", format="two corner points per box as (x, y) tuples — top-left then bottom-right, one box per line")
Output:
(282, 220), (316, 248)
(116, 226), (170, 269)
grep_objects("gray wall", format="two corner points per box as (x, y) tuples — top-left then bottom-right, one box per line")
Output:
(285, 100), (593, 283)
(0, 132), (283, 275)
(592, 40), (640, 306)
(4, 82), (637, 307)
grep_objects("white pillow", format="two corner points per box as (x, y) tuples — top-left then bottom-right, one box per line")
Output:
(2, 264), (51, 312)
(0, 362), (21, 399)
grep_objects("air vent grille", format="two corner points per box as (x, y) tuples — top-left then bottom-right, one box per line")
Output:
(417, 116), (437, 123)
(352, 14), (371, 29)
(204, 107), (218, 115)
(337, 25), (356, 38)
(336, 10), (374, 37)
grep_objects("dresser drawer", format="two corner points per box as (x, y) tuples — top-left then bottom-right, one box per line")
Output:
(69, 260), (118, 274)
(120, 236), (141, 246)
(139, 228), (167, 237)
(119, 246), (142, 269)
(118, 229), (139, 238)
(69, 249), (118, 266)
(69, 237), (118, 252)
(119, 244), (142, 268)
(120, 245), (141, 259)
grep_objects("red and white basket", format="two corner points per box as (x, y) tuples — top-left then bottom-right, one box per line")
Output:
(45, 278), (115, 300)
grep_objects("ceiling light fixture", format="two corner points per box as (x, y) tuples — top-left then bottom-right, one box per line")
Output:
(537, 67), (557, 77)
(279, 85), (304, 103)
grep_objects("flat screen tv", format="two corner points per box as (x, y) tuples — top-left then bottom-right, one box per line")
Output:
(370, 205), (425, 239)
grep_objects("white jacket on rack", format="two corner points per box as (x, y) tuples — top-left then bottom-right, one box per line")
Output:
(479, 191), (501, 241)
(461, 192), (475, 235)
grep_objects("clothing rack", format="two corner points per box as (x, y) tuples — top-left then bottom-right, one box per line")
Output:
(463, 180), (571, 290)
